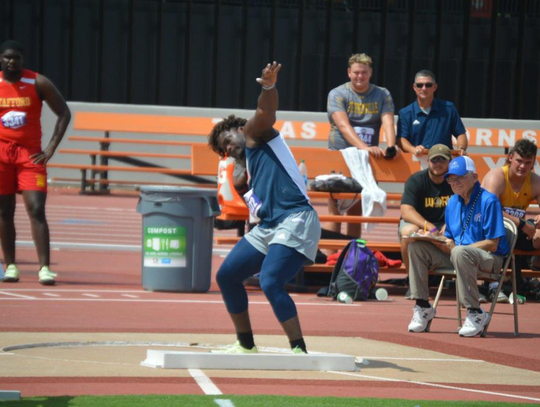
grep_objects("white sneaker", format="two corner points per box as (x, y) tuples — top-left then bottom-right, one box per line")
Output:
(211, 341), (258, 354)
(3, 264), (19, 283)
(38, 266), (57, 286)
(408, 305), (436, 333)
(459, 309), (491, 337)
(489, 289), (509, 303)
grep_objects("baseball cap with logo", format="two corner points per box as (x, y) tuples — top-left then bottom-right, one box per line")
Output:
(444, 156), (476, 179)
(428, 144), (452, 161)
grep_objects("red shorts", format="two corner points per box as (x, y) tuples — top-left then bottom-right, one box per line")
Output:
(0, 140), (47, 194)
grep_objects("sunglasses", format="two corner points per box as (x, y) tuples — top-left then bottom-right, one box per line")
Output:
(430, 156), (448, 163)
(415, 83), (434, 88)
(446, 173), (471, 184)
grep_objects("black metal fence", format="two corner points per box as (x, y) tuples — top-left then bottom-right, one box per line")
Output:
(1, 0), (539, 119)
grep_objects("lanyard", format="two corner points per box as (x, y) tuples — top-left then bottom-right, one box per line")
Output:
(457, 189), (481, 245)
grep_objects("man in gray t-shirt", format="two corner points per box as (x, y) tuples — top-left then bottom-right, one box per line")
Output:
(328, 83), (395, 151)
(327, 53), (397, 157)
(326, 53), (397, 238)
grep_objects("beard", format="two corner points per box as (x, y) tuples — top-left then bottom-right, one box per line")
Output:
(2, 66), (22, 82)
(428, 167), (445, 178)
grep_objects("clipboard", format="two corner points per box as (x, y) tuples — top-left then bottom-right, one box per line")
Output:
(403, 233), (447, 243)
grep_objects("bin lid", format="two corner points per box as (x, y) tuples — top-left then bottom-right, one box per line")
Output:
(139, 186), (218, 202)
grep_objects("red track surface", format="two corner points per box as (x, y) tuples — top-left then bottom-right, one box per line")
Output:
(1, 189), (540, 403)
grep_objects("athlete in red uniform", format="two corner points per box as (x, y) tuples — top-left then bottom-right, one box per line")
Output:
(0, 40), (71, 285)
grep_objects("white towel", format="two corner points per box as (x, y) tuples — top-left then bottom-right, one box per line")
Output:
(340, 148), (387, 231)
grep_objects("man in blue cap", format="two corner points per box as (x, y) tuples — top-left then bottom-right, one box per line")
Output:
(406, 156), (509, 337)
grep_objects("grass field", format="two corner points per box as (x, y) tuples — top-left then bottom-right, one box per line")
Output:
(1, 395), (535, 406)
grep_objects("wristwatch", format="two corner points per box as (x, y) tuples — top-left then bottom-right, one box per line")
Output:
(518, 218), (526, 230)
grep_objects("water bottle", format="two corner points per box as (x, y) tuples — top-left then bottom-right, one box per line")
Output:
(375, 288), (388, 301)
(298, 159), (308, 186)
(337, 291), (353, 304)
(509, 293), (526, 304)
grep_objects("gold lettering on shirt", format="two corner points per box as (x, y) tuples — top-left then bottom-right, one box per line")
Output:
(0, 97), (31, 108)
(346, 101), (379, 115)
(425, 196), (450, 209)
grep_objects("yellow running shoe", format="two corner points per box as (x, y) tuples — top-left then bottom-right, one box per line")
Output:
(3, 264), (19, 283)
(211, 341), (258, 354)
(292, 346), (307, 355)
(38, 266), (57, 286)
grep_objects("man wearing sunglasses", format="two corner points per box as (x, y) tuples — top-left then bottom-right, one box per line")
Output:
(397, 70), (467, 156)
(399, 144), (454, 289)
(407, 156), (509, 337)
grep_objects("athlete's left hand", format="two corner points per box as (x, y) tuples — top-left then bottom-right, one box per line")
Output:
(30, 148), (54, 165)
(256, 61), (282, 88)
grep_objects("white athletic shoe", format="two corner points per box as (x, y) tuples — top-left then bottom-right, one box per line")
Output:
(3, 264), (19, 283)
(408, 305), (436, 333)
(211, 341), (258, 354)
(459, 309), (491, 337)
(38, 266), (57, 286)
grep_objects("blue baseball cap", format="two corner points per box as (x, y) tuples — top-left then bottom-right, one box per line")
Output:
(444, 156), (476, 179)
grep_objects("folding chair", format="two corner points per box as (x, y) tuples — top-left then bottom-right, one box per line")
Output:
(431, 218), (518, 336)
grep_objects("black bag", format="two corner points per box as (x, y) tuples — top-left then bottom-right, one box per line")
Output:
(309, 177), (362, 193)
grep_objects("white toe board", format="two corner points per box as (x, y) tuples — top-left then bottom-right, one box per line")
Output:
(141, 350), (357, 371)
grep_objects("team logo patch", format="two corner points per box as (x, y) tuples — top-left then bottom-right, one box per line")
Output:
(474, 213), (482, 222)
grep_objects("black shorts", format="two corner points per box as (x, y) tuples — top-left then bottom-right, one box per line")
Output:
(515, 228), (536, 251)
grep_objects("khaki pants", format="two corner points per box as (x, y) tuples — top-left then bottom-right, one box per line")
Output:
(408, 241), (504, 309)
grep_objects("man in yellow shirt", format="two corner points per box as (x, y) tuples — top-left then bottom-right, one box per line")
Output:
(482, 138), (540, 299)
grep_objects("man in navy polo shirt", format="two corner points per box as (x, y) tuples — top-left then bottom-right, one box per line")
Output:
(398, 70), (468, 157)
(407, 156), (509, 337)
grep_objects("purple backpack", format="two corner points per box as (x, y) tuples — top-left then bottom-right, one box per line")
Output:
(328, 239), (379, 301)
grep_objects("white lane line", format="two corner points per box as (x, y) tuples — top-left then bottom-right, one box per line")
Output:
(19, 237), (140, 244)
(329, 371), (540, 403)
(188, 368), (223, 395)
(42, 293), (60, 297)
(81, 294), (100, 298)
(121, 294), (139, 298)
(17, 215), (139, 221)
(0, 291), (36, 299)
(214, 399), (236, 407)
(15, 241), (140, 251)
(360, 357), (484, 363)
(49, 231), (139, 237)
(0, 298), (354, 307)
(4, 352), (137, 366)
(0, 298), (226, 304)
(50, 223), (140, 229)
(19, 204), (137, 213)
(0, 289), (149, 293)
(13, 241), (232, 255)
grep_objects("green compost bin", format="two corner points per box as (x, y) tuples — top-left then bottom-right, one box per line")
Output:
(136, 186), (221, 292)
